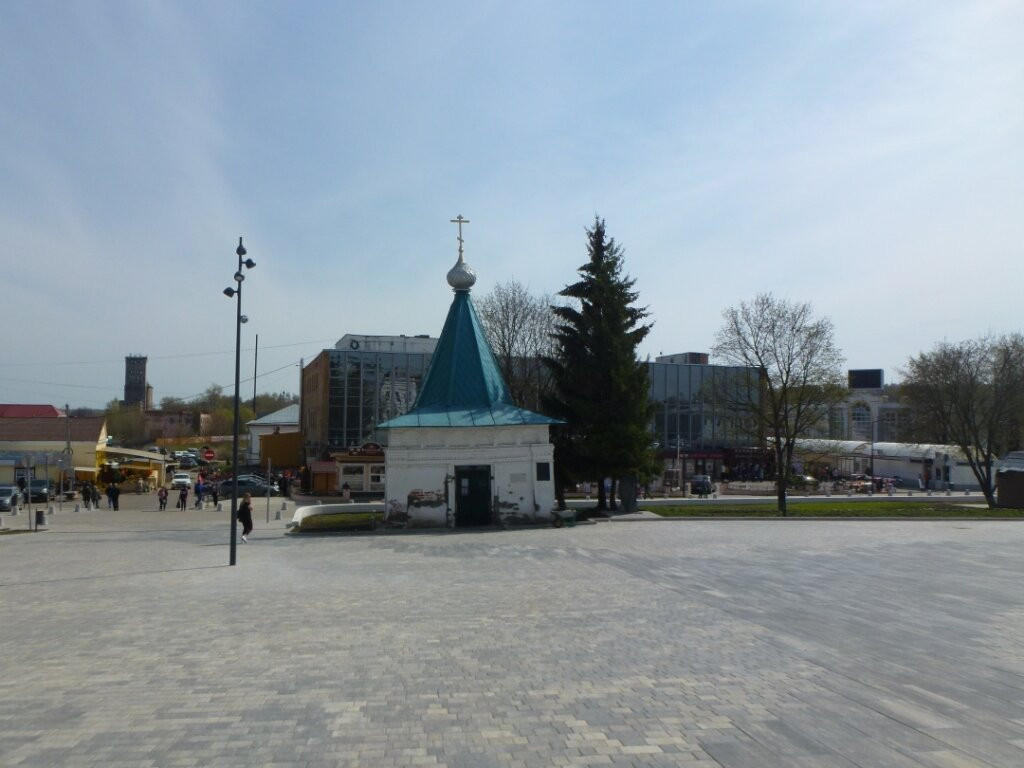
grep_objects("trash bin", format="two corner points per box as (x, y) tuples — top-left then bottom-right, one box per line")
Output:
(35, 509), (47, 527)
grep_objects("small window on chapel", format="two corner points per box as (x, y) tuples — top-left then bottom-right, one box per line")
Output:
(536, 462), (551, 482)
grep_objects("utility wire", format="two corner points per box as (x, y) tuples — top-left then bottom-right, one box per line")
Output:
(0, 338), (335, 367)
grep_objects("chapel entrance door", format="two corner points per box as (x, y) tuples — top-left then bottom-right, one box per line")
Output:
(454, 465), (491, 527)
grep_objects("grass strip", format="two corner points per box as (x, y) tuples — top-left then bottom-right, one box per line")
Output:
(647, 501), (1024, 518)
(295, 512), (378, 532)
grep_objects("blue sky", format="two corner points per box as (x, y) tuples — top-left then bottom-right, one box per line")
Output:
(2, 1), (1021, 409)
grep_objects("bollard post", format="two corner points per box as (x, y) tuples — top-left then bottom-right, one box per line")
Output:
(927, 489), (933, 496)
(74, 503), (80, 513)
(48, 504), (55, 517)
(946, 488), (951, 496)
(907, 490), (913, 497)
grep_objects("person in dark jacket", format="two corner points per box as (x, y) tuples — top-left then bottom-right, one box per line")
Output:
(237, 492), (254, 543)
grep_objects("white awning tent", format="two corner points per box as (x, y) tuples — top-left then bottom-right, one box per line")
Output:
(795, 439), (967, 462)
(792, 438), (984, 489)
(795, 439), (868, 457)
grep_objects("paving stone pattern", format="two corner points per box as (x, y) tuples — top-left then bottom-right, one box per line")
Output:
(2, 500), (1024, 767)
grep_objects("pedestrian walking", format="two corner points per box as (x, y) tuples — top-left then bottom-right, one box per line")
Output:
(91, 485), (101, 509)
(177, 486), (188, 510)
(237, 492), (253, 543)
(194, 480), (204, 509)
(157, 486), (168, 510)
(105, 483), (115, 508)
(110, 483), (120, 511)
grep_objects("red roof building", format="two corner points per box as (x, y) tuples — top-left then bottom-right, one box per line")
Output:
(0, 404), (62, 418)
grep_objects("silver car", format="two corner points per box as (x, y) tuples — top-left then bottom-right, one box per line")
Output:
(0, 484), (21, 511)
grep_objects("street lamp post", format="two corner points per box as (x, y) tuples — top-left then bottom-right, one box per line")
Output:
(870, 423), (875, 491)
(223, 236), (255, 566)
(22, 455), (34, 529)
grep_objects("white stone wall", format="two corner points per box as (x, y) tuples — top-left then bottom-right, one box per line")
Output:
(384, 426), (556, 527)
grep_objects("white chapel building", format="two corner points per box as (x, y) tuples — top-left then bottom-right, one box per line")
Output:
(377, 221), (560, 527)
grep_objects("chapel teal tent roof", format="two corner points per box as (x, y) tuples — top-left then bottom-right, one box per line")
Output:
(378, 290), (560, 429)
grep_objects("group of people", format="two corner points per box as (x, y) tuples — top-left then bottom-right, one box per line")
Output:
(155, 483), (220, 511)
(155, 486), (190, 510)
(76, 482), (122, 511)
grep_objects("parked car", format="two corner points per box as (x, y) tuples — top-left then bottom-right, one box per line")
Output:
(177, 456), (198, 469)
(690, 475), (714, 497)
(0, 484), (20, 511)
(27, 479), (54, 502)
(848, 474), (874, 493)
(171, 472), (192, 489)
(218, 476), (279, 497)
(791, 474), (820, 490)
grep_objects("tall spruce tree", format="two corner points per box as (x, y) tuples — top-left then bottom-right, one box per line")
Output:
(544, 216), (654, 512)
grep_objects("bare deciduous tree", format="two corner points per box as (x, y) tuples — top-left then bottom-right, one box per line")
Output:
(902, 334), (1024, 508)
(713, 293), (845, 514)
(476, 280), (556, 411)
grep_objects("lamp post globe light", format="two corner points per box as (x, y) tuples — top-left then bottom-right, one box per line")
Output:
(223, 236), (255, 565)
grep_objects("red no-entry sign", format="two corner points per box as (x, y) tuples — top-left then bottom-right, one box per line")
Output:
(202, 449), (216, 461)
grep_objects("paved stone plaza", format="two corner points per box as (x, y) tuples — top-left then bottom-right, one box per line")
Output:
(2, 497), (1024, 767)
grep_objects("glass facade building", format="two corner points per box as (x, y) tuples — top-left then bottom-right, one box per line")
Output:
(647, 361), (760, 454)
(327, 349), (432, 449)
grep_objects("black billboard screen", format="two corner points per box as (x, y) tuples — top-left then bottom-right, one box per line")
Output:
(848, 369), (884, 389)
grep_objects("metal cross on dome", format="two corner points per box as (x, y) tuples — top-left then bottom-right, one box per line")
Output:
(450, 214), (469, 259)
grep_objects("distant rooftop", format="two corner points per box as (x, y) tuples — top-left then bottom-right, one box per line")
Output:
(0, 415), (105, 442)
(334, 334), (438, 354)
(248, 404), (300, 426)
(655, 352), (709, 365)
(0, 404), (63, 418)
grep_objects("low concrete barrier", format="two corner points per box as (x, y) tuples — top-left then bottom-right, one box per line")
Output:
(290, 502), (385, 532)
